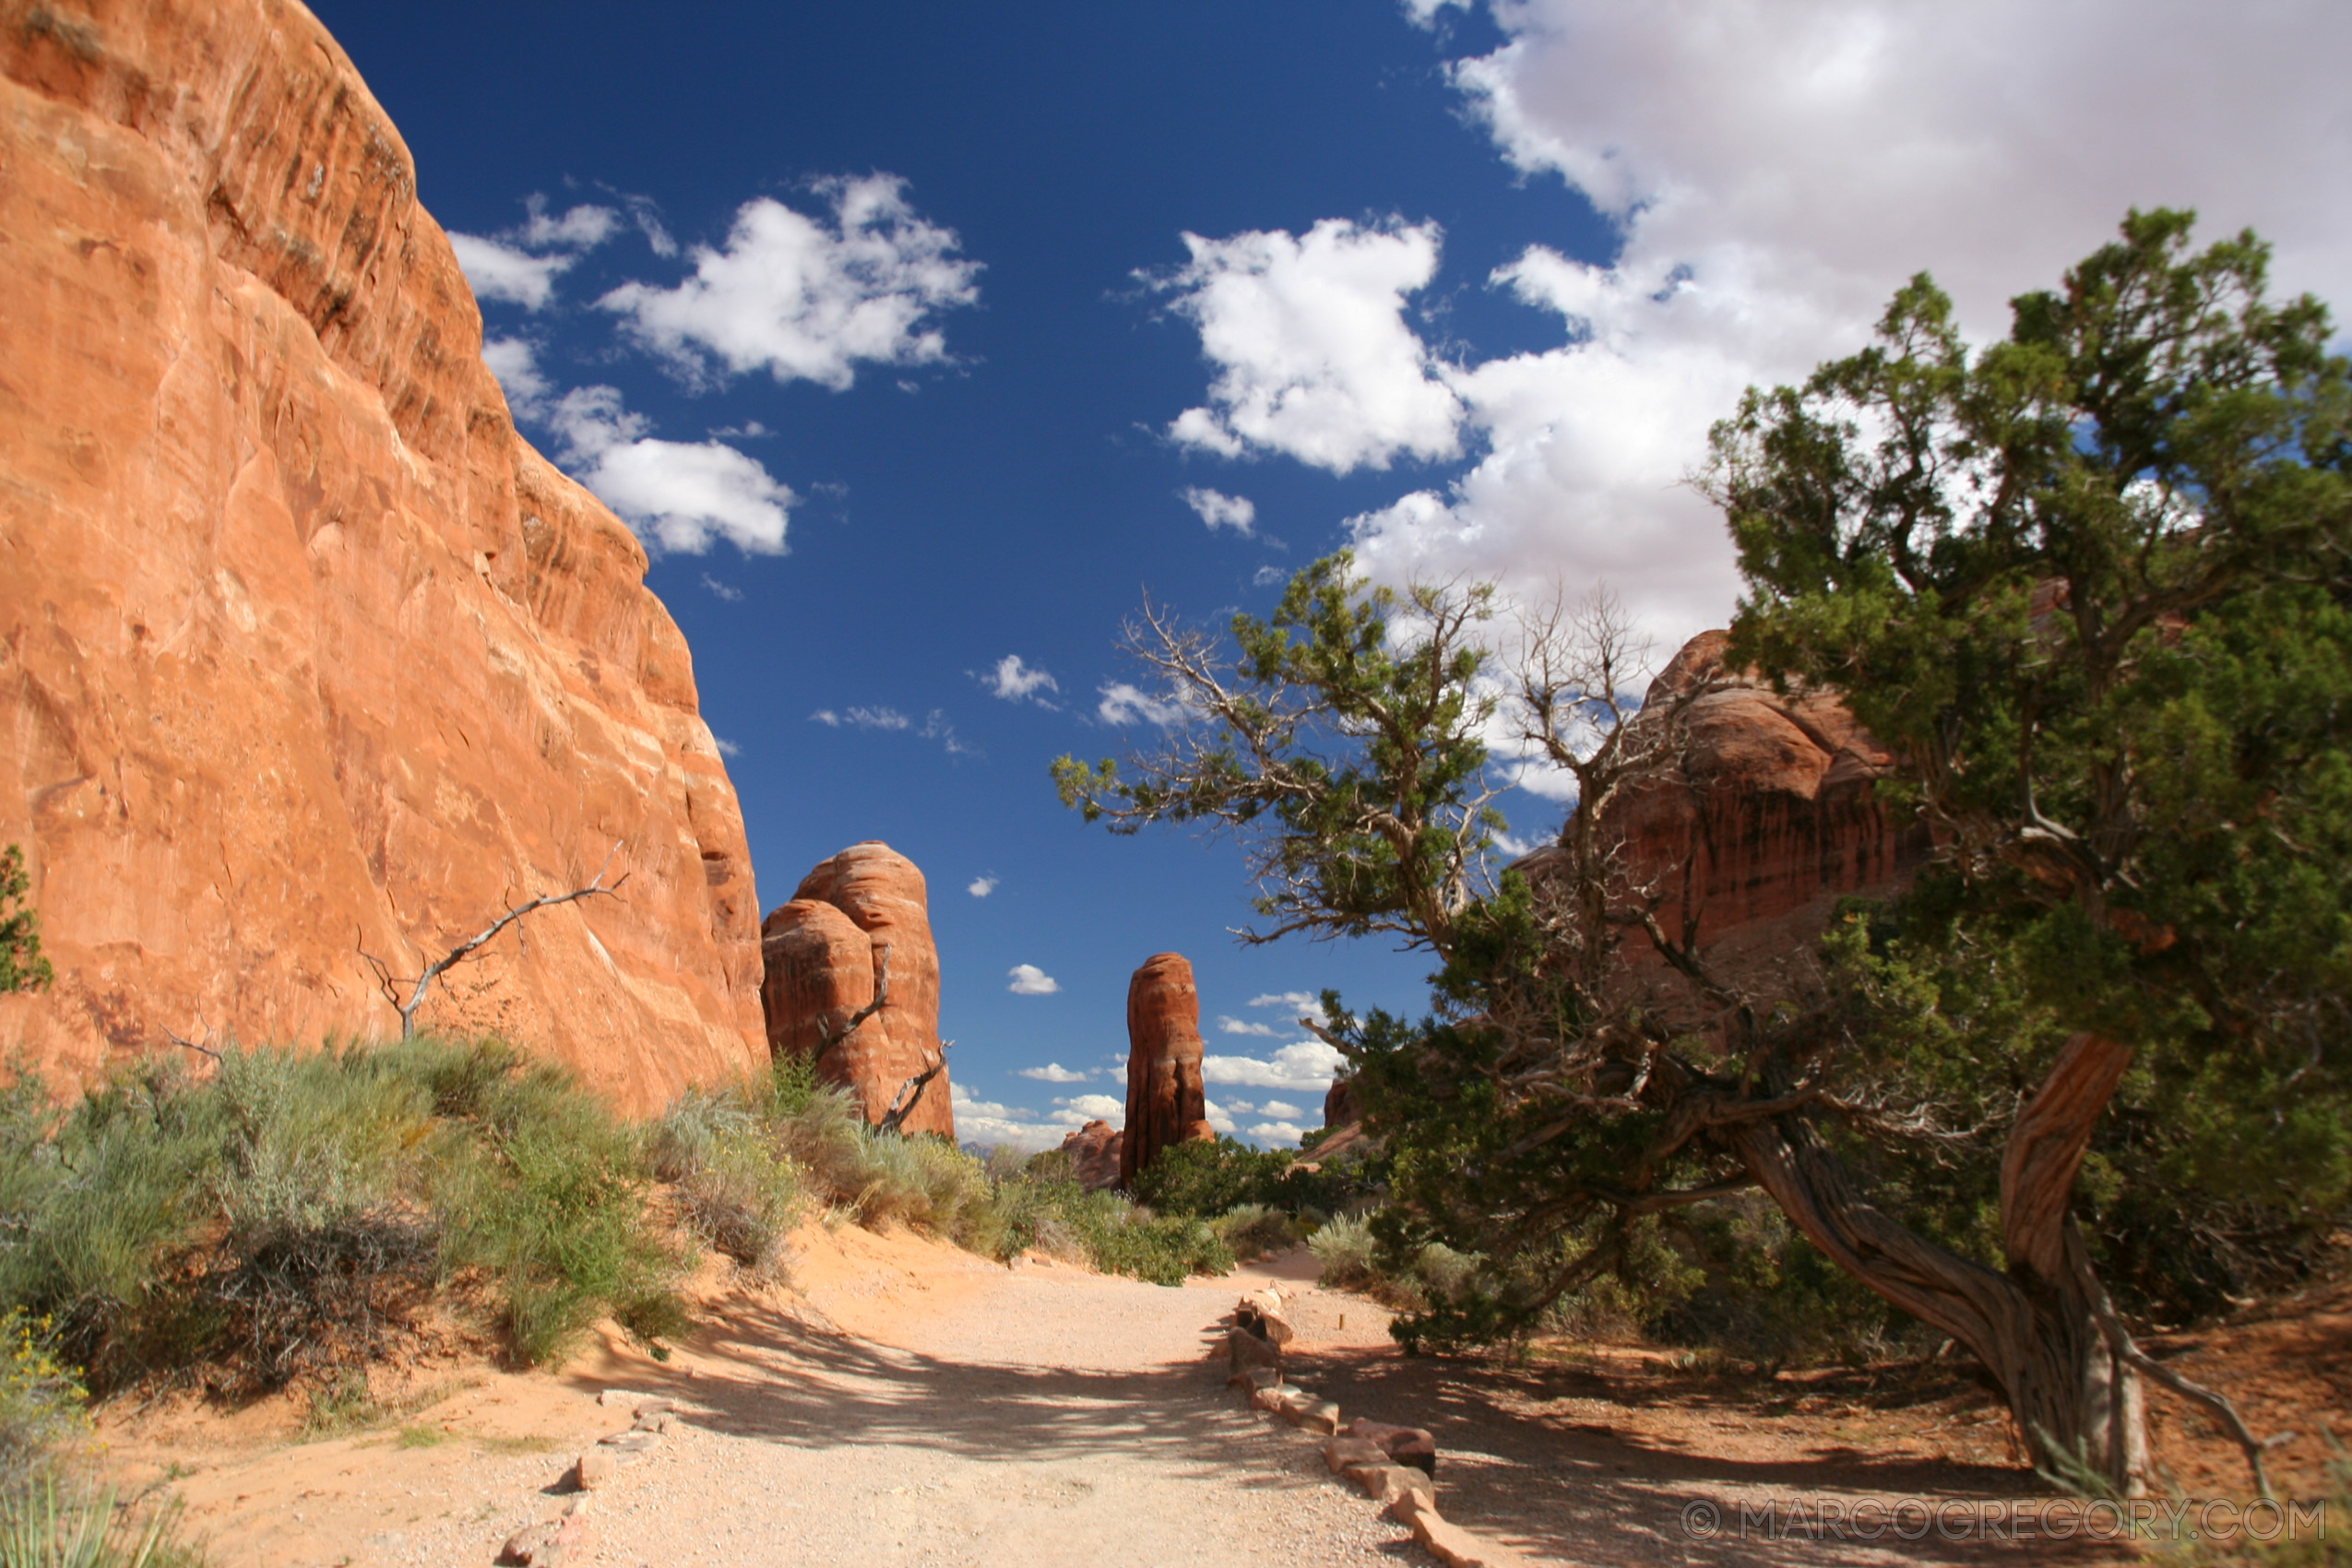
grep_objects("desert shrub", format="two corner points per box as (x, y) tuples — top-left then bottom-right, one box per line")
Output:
(650, 1087), (801, 1272)
(423, 1056), (682, 1365)
(1131, 1134), (1372, 1225)
(1211, 1204), (1300, 1260)
(0, 1315), (85, 1498)
(1131, 1137), (1289, 1216)
(1084, 1211), (1233, 1287)
(0, 1062), (223, 1385)
(1308, 1214), (1378, 1289)
(1019, 1147), (1076, 1184)
(194, 1047), (441, 1388)
(743, 1057), (869, 1205)
(674, 1140), (800, 1273)
(1411, 1241), (1481, 1304)
(981, 1173), (1094, 1263)
(0, 1477), (204, 1567)
(1645, 1197), (1932, 1369)
(0, 1039), (689, 1385)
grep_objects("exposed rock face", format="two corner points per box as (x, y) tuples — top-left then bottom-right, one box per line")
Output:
(1057, 1120), (1123, 1192)
(757, 899), (875, 1072)
(1323, 1076), (1359, 1130)
(0, 0), (764, 1108)
(1120, 952), (1213, 1186)
(1599, 630), (1930, 1003)
(760, 843), (954, 1139)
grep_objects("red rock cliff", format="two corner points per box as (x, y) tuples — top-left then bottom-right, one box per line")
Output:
(1056, 1120), (1123, 1193)
(0, 0), (766, 1108)
(1598, 630), (1930, 1002)
(762, 843), (954, 1139)
(1121, 952), (1213, 1186)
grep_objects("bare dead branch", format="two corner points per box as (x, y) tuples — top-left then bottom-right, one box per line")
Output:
(878, 1038), (954, 1134)
(1299, 1016), (1362, 1060)
(815, 944), (893, 1063)
(376, 843), (631, 1039)
(162, 1021), (221, 1061)
(2068, 1222), (2286, 1498)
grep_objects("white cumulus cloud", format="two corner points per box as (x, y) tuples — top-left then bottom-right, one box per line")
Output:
(451, 234), (573, 311)
(1018, 1063), (1090, 1083)
(601, 175), (980, 391)
(1156, 219), (1462, 473)
(481, 337), (552, 412)
(1008, 964), (1062, 996)
(1334, 0), (2352, 651)
(544, 386), (793, 555)
(1202, 1039), (1348, 1094)
(950, 1084), (1081, 1150)
(1217, 1016), (1278, 1038)
(1054, 1092), (1124, 1122)
(968, 875), (999, 898)
(517, 200), (621, 251)
(1180, 487), (1257, 535)
(451, 200), (623, 311)
(982, 655), (1060, 705)
(1249, 991), (1322, 1012)
(1249, 1121), (1310, 1146)
(1096, 683), (1193, 728)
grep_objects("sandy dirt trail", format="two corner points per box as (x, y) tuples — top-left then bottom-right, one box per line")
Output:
(106, 1224), (2084, 1568)
(566, 1236), (1417, 1568)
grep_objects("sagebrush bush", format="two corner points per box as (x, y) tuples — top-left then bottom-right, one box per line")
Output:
(0, 1039), (688, 1390)
(422, 1044), (683, 1364)
(1309, 1214), (1378, 1289)
(1211, 1204), (1301, 1260)
(650, 1087), (801, 1273)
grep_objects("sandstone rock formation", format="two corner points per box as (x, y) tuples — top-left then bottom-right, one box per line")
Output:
(1057, 1119), (1123, 1192)
(1120, 952), (1213, 1186)
(1584, 630), (1930, 1006)
(760, 843), (953, 1139)
(1323, 1076), (1359, 1130)
(0, 0), (764, 1108)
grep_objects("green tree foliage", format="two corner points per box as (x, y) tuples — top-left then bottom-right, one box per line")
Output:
(1054, 565), (1507, 955)
(1059, 211), (2348, 1491)
(1130, 1134), (1367, 1219)
(1716, 208), (2352, 1308)
(0, 848), (52, 996)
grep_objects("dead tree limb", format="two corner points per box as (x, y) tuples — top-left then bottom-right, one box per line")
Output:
(879, 1039), (953, 1134)
(162, 1020), (221, 1061)
(362, 844), (630, 1039)
(814, 944), (893, 1065)
(2069, 1221), (2289, 1499)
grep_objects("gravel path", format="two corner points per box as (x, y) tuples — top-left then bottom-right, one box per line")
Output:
(567, 1241), (1426, 1568)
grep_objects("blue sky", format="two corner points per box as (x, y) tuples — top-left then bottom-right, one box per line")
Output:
(310, 0), (2347, 1148)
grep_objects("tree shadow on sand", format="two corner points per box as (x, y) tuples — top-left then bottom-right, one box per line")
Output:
(569, 1287), (2123, 1567)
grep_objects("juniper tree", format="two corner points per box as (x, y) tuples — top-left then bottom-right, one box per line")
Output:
(1056, 211), (2349, 1494)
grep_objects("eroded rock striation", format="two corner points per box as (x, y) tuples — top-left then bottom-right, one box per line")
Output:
(1586, 630), (1930, 1006)
(1120, 952), (1213, 1186)
(760, 843), (954, 1139)
(0, 0), (763, 1108)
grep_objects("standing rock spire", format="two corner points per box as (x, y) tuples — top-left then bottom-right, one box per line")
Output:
(1121, 952), (1214, 1186)
(760, 842), (954, 1139)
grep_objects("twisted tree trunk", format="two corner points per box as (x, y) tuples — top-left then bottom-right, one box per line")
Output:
(1719, 1034), (2150, 1491)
